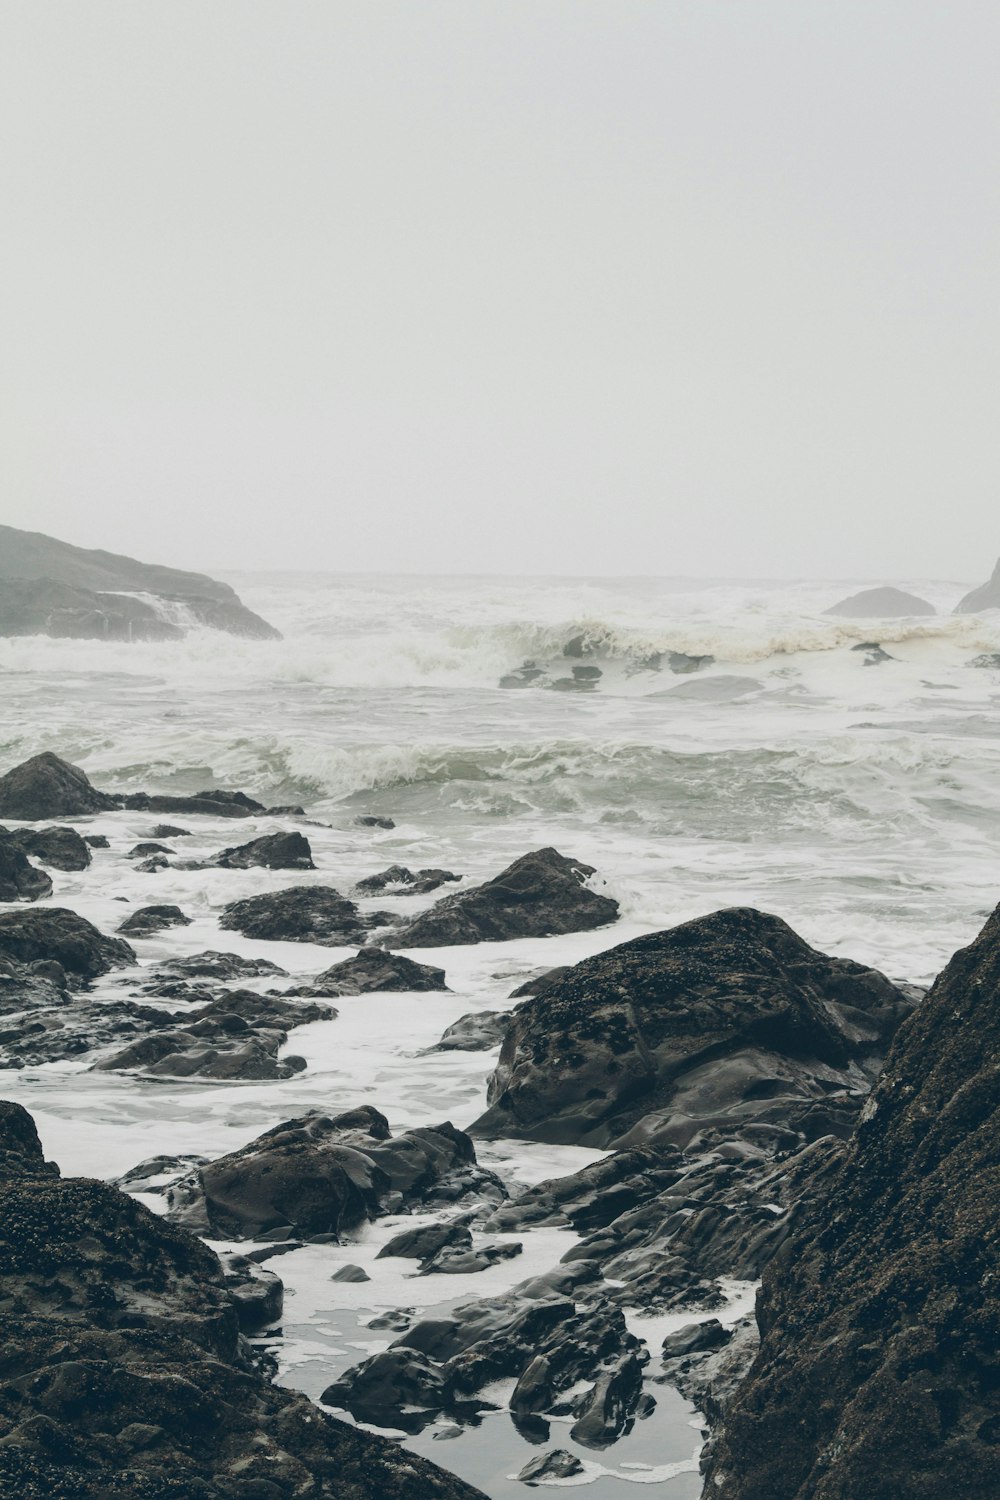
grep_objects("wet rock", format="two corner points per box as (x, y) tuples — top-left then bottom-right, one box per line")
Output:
(516, 1449), (585, 1483)
(353, 865), (460, 897)
(667, 650), (715, 673)
(150, 823), (192, 837)
(219, 1252), (284, 1331)
(0, 907), (135, 982)
(215, 831), (315, 870)
(499, 661), (546, 689)
(354, 814), (395, 829)
(165, 1111), (476, 1240)
(421, 1241), (522, 1275)
(128, 841), (175, 859)
(115, 1154), (211, 1193)
(136, 854), (170, 872)
(307, 947), (448, 995)
(331, 1263), (371, 1283)
(2, 825), (91, 871)
(472, 907), (916, 1148)
(826, 586), (935, 617)
(570, 1350), (644, 1448)
(661, 1319), (731, 1359)
(321, 1347), (449, 1432)
(84, 833), (109, 848)
(0, 994), (171, 1069)
(367, 1308), (415, 1332)
(377, 1222), (473, 1261)
(0, 1100), (481, 1499)
(0, 751), (120, 820)
(220, 885), (367, 945)
(117, 904), (193, 937)
(851, 640), (895, 664)
(122, 788), (267, 818)
(389, 847), (618, 948)
(0, 835), (53, 902)
(705, 898), (1000, 1500)
(154, 951), (288, 982)
(428, 1010), (508, 1052)
(955, 556), (1000, 612)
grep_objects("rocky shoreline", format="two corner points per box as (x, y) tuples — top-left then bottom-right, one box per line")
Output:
(0, 747), (994, 1496)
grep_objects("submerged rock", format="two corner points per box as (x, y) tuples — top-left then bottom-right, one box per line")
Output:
(215, 830), (315, 870)
(0, 907), (135, 981)
(472, 907), (916, 1148)
(705, 898), (1000, 1500)
(851, 640), (896, 665)
(220, 885), (367, 945)
(0, 751), (119, 820)
(826, 586), (935, 617)
(388, 847), (618, 948)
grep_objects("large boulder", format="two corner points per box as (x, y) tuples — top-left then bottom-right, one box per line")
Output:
(0, 523), (281, 639)
(2, 824), (92, 871)
(825, 586), (935, 617)
(0, 752), (119, 820)
(308, 947), (448, 995)
(0, 907), (135, 981)
(471, 907), (916, 1148)
(955, 556), (1000, 612)
(122, 788), (267, 818)
(215, 831), (315, 870)
(165, 1109), (477, 1240)
(705, 901), (1000, 1500)
(389, 847), (618, 948)
(220, 885), (367, 945)
(117, 904), (193, 937)
(0, 1101), (482, 1500)
(0, 835), (52, 901)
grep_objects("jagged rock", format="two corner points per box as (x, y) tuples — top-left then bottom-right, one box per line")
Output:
(0, 835), (52, 902)
(569, 1350), (644, 1448)
(472, 907), (916, 1148)
(308, 947), (448, 995)
(219, 1251), (284, 1331)
(220, 886), (367, 945)
(0, 1100), (482, 1500)
(661, 1319), (731, 1358)
(826, 586), (935, 617)
(516, 1449), (584, 1482)
(955, 556), (1000, 612)
(215, 831), (315, 870)
(353, 865), (460, 897)
(0, 908), (135, 982)
(0, 752), (119, 820)
(705, 899), (1000, 1500)
(354, 814), (396, 829)
(428, 1010), (508, 1052)
(165, 1110), (476, 1240)
(114, 1154), (210, 1193)
(1, 825), (91, 871)
(388, 848), (618, 948)
(117, 904), (193, 937)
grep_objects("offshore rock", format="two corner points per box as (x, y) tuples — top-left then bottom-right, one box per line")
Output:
(955, 555), (1000, 612)
(825, 586), (935, 617)
(220, 885), (367, 945)
(705, 900), (1000, 1500)
(389, 847), (618, 948)
(0, 752), (119, 820)
(472, 907), (915, 1148)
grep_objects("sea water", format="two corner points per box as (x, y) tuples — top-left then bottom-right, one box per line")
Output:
(1, 571), (998, 1494)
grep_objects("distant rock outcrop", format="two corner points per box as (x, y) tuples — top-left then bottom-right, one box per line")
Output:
(826, 585), (935, 617)
(955, 555), (1000, 612)
(0, 523), (279, 639)
(705, 900), (1000, 1500)
(472, 908), (916, 1148)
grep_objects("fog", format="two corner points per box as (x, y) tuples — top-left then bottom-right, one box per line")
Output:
(1, 2), (998, 579)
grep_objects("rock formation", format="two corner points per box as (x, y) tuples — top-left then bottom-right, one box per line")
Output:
(955, 555), (1000, 612)
(825, 586), (935, 617)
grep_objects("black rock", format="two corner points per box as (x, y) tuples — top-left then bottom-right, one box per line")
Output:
(428, 1010), (508, 1052)
(661, 1318), (731, 1359)
(377, 1222), (472, 1261)
(851, 640), (896, 664)
(150, 823), (192, 837)
(354, 865), (460, 897)
(472, 907), (917, 1149)
(154, 950), (288, 981)
(331, 1263), (371, 1283)
(354, 814), (395, 829)
(570, 1350), (644, 1448)
(128, 841), (175, 858)
(309, 947), (448, 995)
(220, 886), (367, 945)
(216, 831), (315, 870)
(0, 751), (119, 820)
(84, 833), (110, 848)
(219, 1251), (284, 1331)
(0, 834), (53, 902)
(516, 1450), (584, 1483)
(0, 907), (135, 982)
(122, 788), (267, 818)
(388, 847), (618, 948)
(2, 825), (91, 871)
(826, 586), (935, 617)
(117, 904), (193, 937)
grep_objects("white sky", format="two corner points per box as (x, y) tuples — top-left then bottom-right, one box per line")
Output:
(1, 2), (998, 578)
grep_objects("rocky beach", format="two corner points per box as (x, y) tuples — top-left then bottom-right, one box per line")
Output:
(2, 560), (1000, 1497)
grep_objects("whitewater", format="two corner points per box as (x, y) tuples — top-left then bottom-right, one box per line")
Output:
(2, 571), (1000, 1496)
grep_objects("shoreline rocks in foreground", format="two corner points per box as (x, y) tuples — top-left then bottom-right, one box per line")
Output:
(0, 1101), (483, 1499)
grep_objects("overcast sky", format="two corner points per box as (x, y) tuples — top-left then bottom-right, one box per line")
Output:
(2, 2), (998, 579)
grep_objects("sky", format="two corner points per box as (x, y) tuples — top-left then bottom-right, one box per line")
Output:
(1, 1), (998, 579)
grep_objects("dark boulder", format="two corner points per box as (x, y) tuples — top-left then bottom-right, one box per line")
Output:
(0, 835), (53, 902)
(128, 841), (175, 859)
(569, 1350), (644, 1448)
(661, 1318), (731, 1359)
(354, 814), (395, 829)
(122, 788), (267, 818)
(353, 865), (460, 896)
(428, 1010), (508, 1052)
(153, 951), (288, 982)
(389, 847), (618, 948)
(215, 831), (315, 870)
(220, 885), (367, 945)
(516, 1450), (584, 1482)
(0, 752), (119, 820)
(0, 908), (135, 982)
(117, 904), (193, 937)
(705, 901), (1000, 1500)
(955, 556), (1000, 612)
(308, 947), (448, 995)
(826, 586), (935, 617)
(0, 1100), (57, 1180)
(84, 833), (109, 848)
(2, 825), (91, 872)
(851, 640), (896, 664)
(377, 1222), (473, 1261)
(471, 907), (917, 1148)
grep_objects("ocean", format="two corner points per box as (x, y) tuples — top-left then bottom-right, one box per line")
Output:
(2, 571), (999, 1494)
